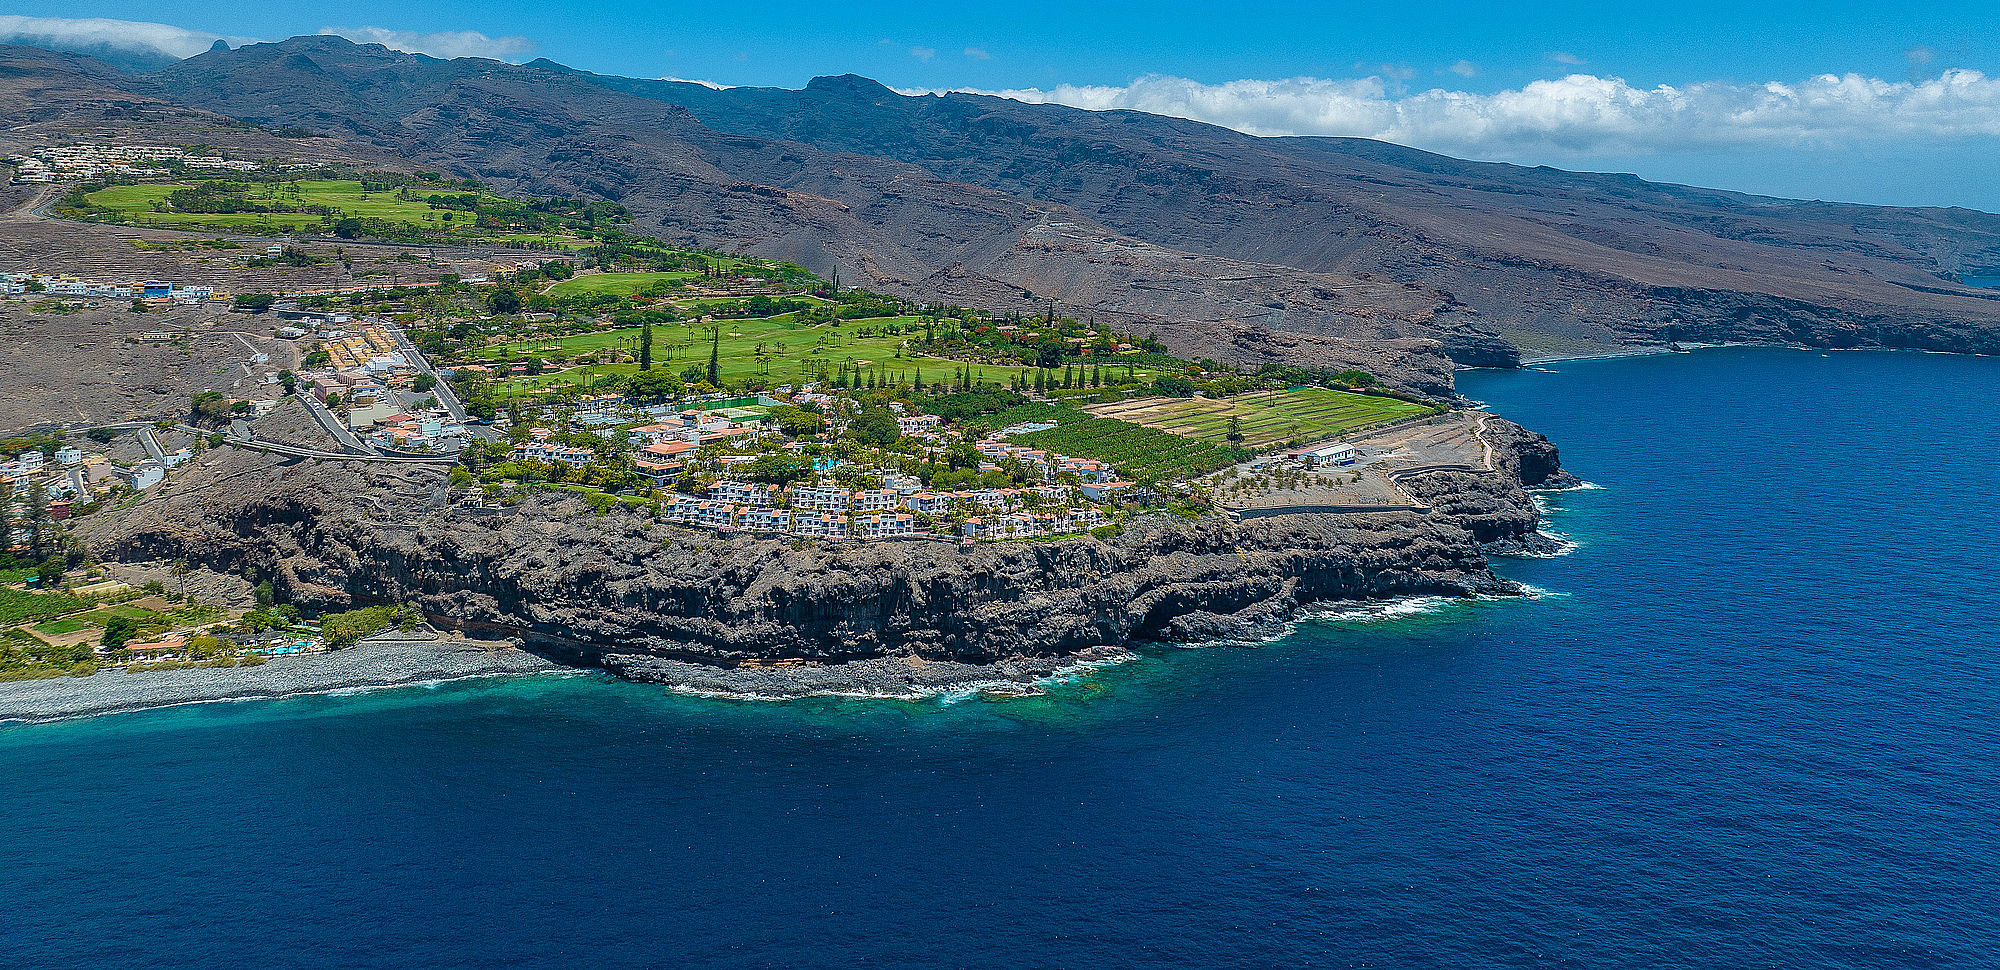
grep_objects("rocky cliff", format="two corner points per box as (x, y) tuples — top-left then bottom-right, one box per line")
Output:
(79, 422), (1566, 690)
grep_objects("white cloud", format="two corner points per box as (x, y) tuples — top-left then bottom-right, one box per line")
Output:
(922, 70), (2000, 159)
(0, 14), (255, 60)
(1550, 51), (1587, 65)
(964, 47), (992, 60)
(662, 76), (734, 90)
(318, 26), (537, 62)
(1448, 60), (1478, 78)
(910, 46), (936, 61)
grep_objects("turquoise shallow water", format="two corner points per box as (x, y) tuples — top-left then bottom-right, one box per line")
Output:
(4, 347), (1998, 968)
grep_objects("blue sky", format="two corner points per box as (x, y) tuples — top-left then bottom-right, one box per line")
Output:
(14, 3), (2000, 210)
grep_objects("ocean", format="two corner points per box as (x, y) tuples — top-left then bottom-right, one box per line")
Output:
(3, 347), (1997, 968)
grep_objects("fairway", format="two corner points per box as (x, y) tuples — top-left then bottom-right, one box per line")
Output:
(477, 312), (1143, 395)
(1085, 388), (1433, 449)
(544, 272), (701, 298)
(81, 180), (540, 236)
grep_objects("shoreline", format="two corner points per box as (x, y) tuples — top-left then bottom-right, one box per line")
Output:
(0, 584), (1558, 722)
(1511, 340), (2000, 367)
(0, 636), (568, 725)
(602, 645), (1141, 703)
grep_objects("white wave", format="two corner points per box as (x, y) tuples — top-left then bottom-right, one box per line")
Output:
(1535, 479), (1605, 492)
(1495, 526), (1579, 559)
(1297, 595), (1462, 624)
(653, 650), (1141, 706)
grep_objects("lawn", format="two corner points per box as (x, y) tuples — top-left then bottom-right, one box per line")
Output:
(31, 618), (93, 636)
(84, 604), (157, 623)
(81, 180), (581, 239)
(489, 233), (597, 250)
(1085, 387), (1434, 450)
(544, 272), (702, 298)
(478, 313), (1088, 396)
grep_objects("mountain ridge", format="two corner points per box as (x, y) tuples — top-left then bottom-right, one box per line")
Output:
(12, 35), (2000, 362)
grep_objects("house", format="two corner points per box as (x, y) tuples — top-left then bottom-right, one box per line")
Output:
(121, 635), (188, 658)
(713, 480), (777, 506)
(117, 462), (165, 491)
(904, 492), (950, 515)
(852, 488), (900, 512)
(792, 484), (851, 512)
(54, 446), (84, 467)
(739, 507), (792, 533)
(854, 511), (915, 539)
(657, 494), (693, 523)
(511, 441), (596, 466)
(690, 498), (736, 530)
(634, 459), (683, 484)
(1080, 481), (1135, 503)
(792, 512), (850, 539)
(641, 440), (697, 462)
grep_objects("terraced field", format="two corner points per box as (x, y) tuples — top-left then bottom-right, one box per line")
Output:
(1086, 388), (1434, 450)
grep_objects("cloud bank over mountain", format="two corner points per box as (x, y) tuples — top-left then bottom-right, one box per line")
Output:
(0, 15), (255, 69)
(0, 16), (539, 68)
(315, 26), (537, 62)
(926, 70), (2000, 159)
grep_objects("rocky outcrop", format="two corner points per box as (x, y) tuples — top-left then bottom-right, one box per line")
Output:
(78, 422), (1565, 689)
(1395, 418), (1578, 551)
(1205, 325), (1459, 400)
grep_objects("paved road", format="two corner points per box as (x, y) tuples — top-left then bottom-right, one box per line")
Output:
(135, 426), (166, 462)
(181, 424), (454, 465)
(297, 391), (379, 455)
(383, 322), (468, 423)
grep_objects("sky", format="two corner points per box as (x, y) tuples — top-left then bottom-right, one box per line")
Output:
(12, 2), (2000, 211)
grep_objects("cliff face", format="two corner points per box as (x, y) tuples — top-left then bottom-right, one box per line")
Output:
(80, 422), (1563, 678)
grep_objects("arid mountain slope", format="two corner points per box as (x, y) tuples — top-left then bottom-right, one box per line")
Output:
(13, 36), (2000, 362)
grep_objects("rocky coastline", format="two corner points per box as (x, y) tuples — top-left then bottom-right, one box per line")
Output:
(66, 417), (1571, 702)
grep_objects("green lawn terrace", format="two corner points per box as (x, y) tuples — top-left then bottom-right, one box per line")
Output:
(541, 271), (704, 298)
(71, 178), (611, 248)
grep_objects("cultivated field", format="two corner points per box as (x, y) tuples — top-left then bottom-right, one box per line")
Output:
(1085, 388), (1434, 449)
(1014, 417), (1249, 483)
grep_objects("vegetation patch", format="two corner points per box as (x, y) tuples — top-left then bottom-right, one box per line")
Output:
(0, 587), (92, 627)
(1015, 418), (1250, 482)
(1085, 387), (1435, 449)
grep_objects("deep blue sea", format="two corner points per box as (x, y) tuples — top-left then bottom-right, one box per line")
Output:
(5, 347), (1999, 969)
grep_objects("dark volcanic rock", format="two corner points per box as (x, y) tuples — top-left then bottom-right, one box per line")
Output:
(1395, 418), (1578, 545)
(77, 428), (1561, 684)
